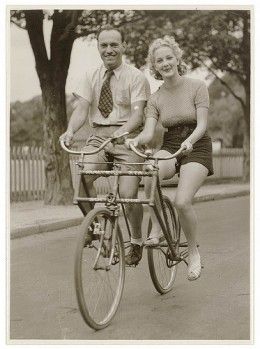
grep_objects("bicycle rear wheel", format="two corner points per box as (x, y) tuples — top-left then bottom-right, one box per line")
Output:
(147, 195), (180, 294)
(74, 207), (125, 330)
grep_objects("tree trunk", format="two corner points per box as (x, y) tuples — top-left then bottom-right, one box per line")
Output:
(24, 10), (77, 204)
(41, 73), (74, 204)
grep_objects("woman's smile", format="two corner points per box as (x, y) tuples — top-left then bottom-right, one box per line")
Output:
(154, 46), (178, 79)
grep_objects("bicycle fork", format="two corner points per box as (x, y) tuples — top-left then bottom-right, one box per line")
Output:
(91, 214), (120, 271)
(93, 171), (121, 271)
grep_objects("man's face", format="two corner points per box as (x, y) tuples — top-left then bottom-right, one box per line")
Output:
(98, 30), (125, 70)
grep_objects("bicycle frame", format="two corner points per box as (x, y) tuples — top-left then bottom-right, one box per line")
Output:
(73, 156), (180, 264)
(60, 136), (185, 267)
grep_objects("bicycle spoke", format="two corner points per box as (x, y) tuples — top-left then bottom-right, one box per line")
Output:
(75, 208), (125, 329)
(147, 196), (180, 294)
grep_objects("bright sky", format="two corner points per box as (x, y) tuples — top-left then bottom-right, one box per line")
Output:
(10, 20), (104, 102)
(9, 18), (208, 102)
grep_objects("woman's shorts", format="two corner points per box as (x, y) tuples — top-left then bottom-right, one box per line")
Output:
(161, 124), (214, 176)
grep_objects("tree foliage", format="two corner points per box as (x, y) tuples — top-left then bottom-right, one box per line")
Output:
(208, 74), (244, 147)
(123, 10), (250, 180)
(10, 97), (44, 146)
(123, 10), (249, 105)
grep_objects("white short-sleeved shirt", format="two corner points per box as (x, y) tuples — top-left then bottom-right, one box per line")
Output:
(74, 63), (151, 127)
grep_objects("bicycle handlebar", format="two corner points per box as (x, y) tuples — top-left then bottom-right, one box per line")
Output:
(60, 131), (186, 160)
(129, 143), (186, 160)
(59, 131), (129, 155)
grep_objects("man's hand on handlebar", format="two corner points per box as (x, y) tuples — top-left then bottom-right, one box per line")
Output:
(59, 130), (74, 146)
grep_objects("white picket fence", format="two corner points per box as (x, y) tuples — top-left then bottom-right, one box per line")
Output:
(10, 146), (244, 202)
(10, 146), (45, 202)
(212, 148), (244, 178)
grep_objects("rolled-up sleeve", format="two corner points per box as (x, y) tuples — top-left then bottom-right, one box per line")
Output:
(73, 73), (93, 103)
(195, 81), (209, 109)
(145, 95), (159, 121)
(130, 73), (151, 103)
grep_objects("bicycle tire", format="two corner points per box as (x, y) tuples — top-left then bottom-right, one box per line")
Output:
(74, 207), (125, 330)
(147, 195), (181, 294)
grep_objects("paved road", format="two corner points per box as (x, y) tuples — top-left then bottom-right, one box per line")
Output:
(9, 196), (250, 341)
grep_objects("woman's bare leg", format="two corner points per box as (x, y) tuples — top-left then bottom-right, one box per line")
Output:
(174, 162), (208, 280)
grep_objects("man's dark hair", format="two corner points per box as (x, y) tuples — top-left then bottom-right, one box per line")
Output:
(97, 24), (125, 43)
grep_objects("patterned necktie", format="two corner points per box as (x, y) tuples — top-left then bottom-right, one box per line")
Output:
(98, 70), (114, 118)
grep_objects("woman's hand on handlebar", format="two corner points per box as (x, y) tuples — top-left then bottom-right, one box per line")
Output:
(181, 139), (193, 155)
(59, 129), (74, 146)
(125, 137), (139, 150)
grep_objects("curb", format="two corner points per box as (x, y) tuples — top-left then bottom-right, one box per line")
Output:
(11, 217), (83, 240)
(193, 189), (250, 203)
(10, 189), (249, 240)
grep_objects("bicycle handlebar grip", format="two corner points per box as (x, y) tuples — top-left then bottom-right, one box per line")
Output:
(59, 139), (80, 154)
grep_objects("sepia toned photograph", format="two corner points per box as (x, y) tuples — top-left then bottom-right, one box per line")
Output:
(8, 6), (252, 343)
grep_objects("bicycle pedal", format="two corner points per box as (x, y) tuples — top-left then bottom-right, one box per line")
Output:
(126, 263), (138, 268)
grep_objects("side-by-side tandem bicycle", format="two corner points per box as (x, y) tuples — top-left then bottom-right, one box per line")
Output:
(60, 134), (189, 330)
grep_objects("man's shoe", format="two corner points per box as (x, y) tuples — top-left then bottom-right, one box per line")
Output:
(84, 232), (93, 246)
(84, 225), (95, 246)
(84, 222), (102, 247)
(125, 244), (143, 266)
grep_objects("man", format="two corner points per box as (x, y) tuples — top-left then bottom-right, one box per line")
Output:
(60, 25), (150, 265)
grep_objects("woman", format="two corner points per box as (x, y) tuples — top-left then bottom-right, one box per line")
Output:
(126, 36), (213, 281)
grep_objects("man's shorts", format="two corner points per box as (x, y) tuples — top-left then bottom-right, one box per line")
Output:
(82, 125), (145, 173)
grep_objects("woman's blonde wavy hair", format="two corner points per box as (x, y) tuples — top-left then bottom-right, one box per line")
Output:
(148, 35), (188, 80)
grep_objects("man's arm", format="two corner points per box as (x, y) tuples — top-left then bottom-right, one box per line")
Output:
(60, 97), (90, 145)
(112, 100), (146, 138)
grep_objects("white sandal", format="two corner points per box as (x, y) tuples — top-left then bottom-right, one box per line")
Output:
(187, 247), (201, 281)
(187, 255), (201, 281)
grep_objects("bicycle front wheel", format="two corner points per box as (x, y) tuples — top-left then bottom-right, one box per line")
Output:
(147, 195), (180, 294)
(74, 207), (125, 330)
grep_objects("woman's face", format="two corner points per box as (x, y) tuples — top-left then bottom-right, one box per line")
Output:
(154, 46), (179, 79)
